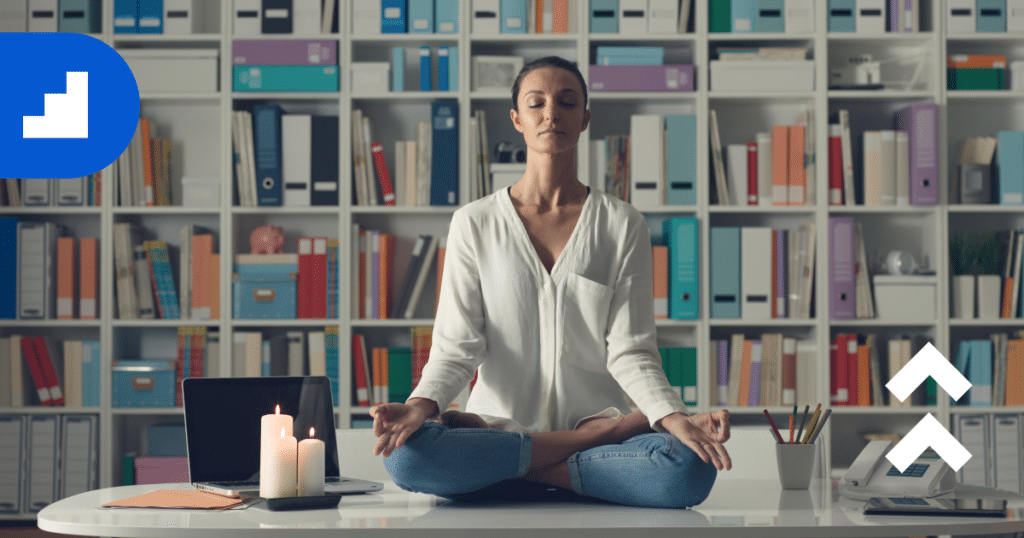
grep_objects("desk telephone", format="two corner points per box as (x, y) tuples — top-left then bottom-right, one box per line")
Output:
(839, 440), (956, 501)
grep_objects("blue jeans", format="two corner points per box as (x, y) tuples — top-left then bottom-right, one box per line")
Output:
(383, 422), (718, 508)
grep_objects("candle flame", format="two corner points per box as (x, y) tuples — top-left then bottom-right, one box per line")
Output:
(280, 427), (286, 439)
(275, 404), (280, 414)
(309, 427), (315, 438)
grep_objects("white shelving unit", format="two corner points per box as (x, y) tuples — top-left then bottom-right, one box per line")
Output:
(3, 0), (1024, 519)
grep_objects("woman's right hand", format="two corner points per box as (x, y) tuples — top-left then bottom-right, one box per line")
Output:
(370, 398), (437, 457)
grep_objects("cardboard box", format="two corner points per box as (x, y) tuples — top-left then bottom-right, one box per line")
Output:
(872, 275), (937, 320)
(119, 49), (219, 93)
(710, 60), (814, 91)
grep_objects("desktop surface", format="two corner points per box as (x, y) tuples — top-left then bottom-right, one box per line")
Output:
(37, 480), (1024, 538)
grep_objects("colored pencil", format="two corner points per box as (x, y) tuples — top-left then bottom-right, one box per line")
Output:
(763, 409), (785, 443)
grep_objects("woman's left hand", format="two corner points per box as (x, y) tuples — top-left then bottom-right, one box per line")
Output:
(659, 410), (732, 471)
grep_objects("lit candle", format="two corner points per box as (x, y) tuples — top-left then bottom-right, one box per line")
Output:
(297, 427), (325, 497)
(260, 405), (296, 498)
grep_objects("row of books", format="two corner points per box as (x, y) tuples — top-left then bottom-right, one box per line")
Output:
(232, 328), (341, 405)
(113, 223), (219, 320)
(712, 334), (815, 407)
(588, 0), (691, 33)
(709, 223), (817, 320)
(112, 118), (175, 207)
(710, 0), (814, 33)
(234, 106), (339, 207)
(231, 0), (339, 35)
(952, 333), (1024, 407)
(385, 45), (458, 92)
(0, 219), (99, 321)
(830, 333), (935, 407)
(353, 227), (444, 320)
(598, 114), (697, 207)
(984, 228), (1024, 319)
(0, 177), (101, 207)
(351, 100), (458, 207)
(0, 336), (100, 409)
(172, 327), (213, 406)
(0, 414), (98, 515)
(710, 108), (816, 206)
(351, 328), (440, 407)
(956, 413), (1024, 494)
(828, 217), (876, 320)
(353, 0), (459, 34)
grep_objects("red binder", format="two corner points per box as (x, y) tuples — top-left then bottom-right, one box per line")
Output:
(828, 128), (843, 205)
(370, 142), (396, 206)
(746, 141), (757, 205)
(351, 335), (370, 406)
(297, 237), (326, 319)
(21, 336), (53, 406)
(845, 333), (859, 407)
(32, 336), (64, 406)
(834, 333), (852, 406)
(190, 326), (206, 379)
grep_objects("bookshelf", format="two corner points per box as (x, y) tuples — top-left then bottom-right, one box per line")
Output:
(2, 0), (1024, 519)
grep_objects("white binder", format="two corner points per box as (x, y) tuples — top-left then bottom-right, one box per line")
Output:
(895, 131), (909, 205)
(60, 415), (97, 500)
(629, 114), (665, 207)
(351, 0), (381, 34)
(619, 0), (647, 33)
(18, 221), (57, 320)
(27, 0), (56, 32)
(0, 0), (27, 32)
(27, 415), (59, 513)
(726, 144), (748, 207)
(22, 179), (50, 206)
(855, 0), (885, 33)
(956, 414), (991, 487)
(648, 0), (679, 33)
(233, 0), (261, 35)
(55, 178), (85, 206)
(292, 0), (320, 34)
(879, 130), (896, 205)
(1010, 0), (1024, 32)
(0, 415), (25, 514)
(947, 0), (976, 33)
(282, 114), (313, 206)
(741, 227), (773, 319)
(992, 414), (1023, 494)
(472, 0), (501, 34)
(784, 0), (814, 33)
(164, 0), (199, 34)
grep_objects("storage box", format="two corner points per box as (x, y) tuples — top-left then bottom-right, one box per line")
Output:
(112, 360), (176, 408)
(119, 49), (219, 93)
(588, 64), (694, 92)
(181, 177), (220, 207)
(351, 62), (391, 93)
(872, 275), (937, 320)
(233, 271), (297, 319)
(232, 65), (339, 92)
(710, 60), (814, 91)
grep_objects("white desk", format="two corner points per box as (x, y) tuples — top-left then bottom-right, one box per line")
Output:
(37, 480), (1024, 538)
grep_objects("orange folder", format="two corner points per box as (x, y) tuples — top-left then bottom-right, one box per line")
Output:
(56, 236), (76, 319)
(771, 125), (789, 205)
(79, 237), (98, 319)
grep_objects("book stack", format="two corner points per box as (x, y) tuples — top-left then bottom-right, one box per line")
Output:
(830, 333), (935, 407)
(589, 46), (694, 92)
(948, 54), (1007, 90)
(110, 118), (175, 207)
(232, 39), (339, 92)
(0, 337), (100, 408)
(712, 334), (815, 407)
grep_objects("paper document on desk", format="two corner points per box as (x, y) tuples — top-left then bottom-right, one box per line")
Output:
(102, 489), (249, 509)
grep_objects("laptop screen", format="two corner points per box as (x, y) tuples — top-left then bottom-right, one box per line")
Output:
(183, 376), (341, 482)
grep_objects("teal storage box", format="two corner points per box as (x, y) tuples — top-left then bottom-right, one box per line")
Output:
(112, 361), (176, 408)
(233, 65), (339, 92)
(947, 68), (1006, 90)
(233, 270), (297, 319)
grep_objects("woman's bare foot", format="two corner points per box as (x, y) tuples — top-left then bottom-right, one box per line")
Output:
(439, 410), (489, 429)
(575, 411), (654, 444)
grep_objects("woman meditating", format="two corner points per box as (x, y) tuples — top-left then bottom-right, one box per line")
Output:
(370, 56), (731, 508)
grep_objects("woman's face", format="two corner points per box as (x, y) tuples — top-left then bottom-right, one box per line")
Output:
(511, 66), (590, 158)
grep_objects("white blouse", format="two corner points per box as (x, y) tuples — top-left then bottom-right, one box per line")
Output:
(408, 187), (688, 433)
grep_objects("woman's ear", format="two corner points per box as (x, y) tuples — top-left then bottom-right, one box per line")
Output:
(510, 108), (524, 133)
(581, 109), (591, 131)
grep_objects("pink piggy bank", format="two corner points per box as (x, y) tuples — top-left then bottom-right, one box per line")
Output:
(250, 225), (285, 254)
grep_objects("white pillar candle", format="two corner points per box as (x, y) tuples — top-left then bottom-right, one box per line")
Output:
(260, 405), (296, 498)
(297, 427), (325, 497)
(260, 427), (297, 498)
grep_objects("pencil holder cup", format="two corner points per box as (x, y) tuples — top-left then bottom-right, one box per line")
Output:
(775, 443), (817, 489)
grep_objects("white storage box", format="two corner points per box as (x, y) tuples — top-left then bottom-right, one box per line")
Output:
(710, 60), (814, 92)
(872, 275), (937, 321)
(181, 177), (221, 207)
(351, 62), (391, 93)
(120, 49), (219, 93)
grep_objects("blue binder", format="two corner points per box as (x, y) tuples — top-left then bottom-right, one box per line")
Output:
(392, 46), (405, 91)
(977, 0), (1007, 32)
(113, 0), (138, 33)
(448, 45), (458, 91)
(951, 339), (971, 404)
(755, 0), (784, 32)
(827, 0), (855, 31)
(664, 217), (699, 320)
(438, 46), (450, 91)
(710, 227), (741, 318)
(969, 339), (993, 406)
(310, 115), (339, 206)
(59, 0), (102, 33)
(408, 0), (434, 32)
(997, 130), (1024, 205)
(137, 0), (162, 33)
(253, 104), (283, 206)
(382, 0), (407, 32)
(419, 45), (431, 91)
(430, 100), (459, 206)
(590, 0), (618, 32)
(731, 0), (756, 32)
(0, 217), (16, 319)
(665, 115), (696, 206)
(435, 0), (459, 32)
(83, 340), (101, 407)
(501, 0), (527, 32)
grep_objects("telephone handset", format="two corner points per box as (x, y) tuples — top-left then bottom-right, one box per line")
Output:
(839, 440), (956, 501)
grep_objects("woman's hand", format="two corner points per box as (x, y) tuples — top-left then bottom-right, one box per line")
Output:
(659, 410), (732, 471)
(370, 398), (437, 457)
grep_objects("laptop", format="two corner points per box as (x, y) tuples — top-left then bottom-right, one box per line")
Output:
(183, 376), (384, 497)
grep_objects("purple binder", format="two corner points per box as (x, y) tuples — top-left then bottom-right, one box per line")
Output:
(232, 39), (338, 65)
(588, 64), (694, 92)
(716, 339), (728, 406)
(749, 344), (761, 406)
(775, 230), (786, 318)
(894, 103), (938, 205)
(829, 217), (856, 319)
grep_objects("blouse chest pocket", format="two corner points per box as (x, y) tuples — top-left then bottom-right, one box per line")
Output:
(561, 273), (614, 372)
